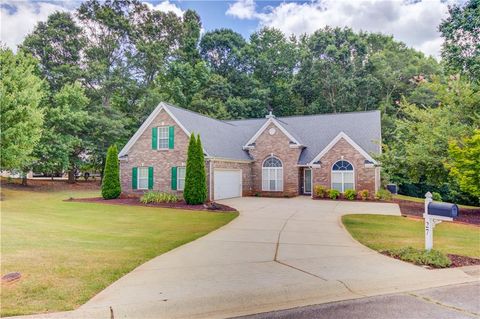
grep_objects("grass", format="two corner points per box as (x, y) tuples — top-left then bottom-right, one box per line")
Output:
(393, 194), (479, 209)
(342, 214), (480, 259)
(1, 188), (238, 317)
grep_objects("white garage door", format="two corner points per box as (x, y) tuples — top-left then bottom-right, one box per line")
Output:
(214, 169), (242, 200)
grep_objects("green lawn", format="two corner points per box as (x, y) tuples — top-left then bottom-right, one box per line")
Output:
(342, 214), (480, 258)
(1, 188), (237, 317)
(393, 194), (479, 209)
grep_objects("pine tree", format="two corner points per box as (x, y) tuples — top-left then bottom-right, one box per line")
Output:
(101, 145), (121, 199)
(183, 133), (198, 204)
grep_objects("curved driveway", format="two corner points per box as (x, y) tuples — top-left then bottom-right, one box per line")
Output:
(23, 197), (478, 319)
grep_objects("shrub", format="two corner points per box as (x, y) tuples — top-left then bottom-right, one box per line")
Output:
(359, 189), (369, 200)
(140, 191), (179, 204)
(314, 185), (327, 198)
(101, 145), (121, 199)
(432, 192), (443, 201)
(375, 188), (392, 200)
(385, 247), (451, 268)
(344, 189), (357, 200)
(184, 134), (207, 205)
(328, 189), (340, 200)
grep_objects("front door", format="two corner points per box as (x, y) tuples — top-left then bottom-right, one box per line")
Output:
(304, 168), (312, 194)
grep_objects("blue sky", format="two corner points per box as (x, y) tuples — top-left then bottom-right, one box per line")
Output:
(1, 0), (461, 58)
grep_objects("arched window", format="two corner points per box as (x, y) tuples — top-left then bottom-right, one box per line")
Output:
(262, 156), (283, 191)
(331, 160), (354, 192)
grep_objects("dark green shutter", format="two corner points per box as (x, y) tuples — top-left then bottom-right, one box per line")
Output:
(132, 167), (138, 190)
(171, 166), (177, 190)
(152, 127), (158, 150)
(148, 167), (154, 190)
(168, 126), (174, 149)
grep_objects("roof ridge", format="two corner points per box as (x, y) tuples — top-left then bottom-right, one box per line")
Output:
(164, 102), (237, 127)
(276, 109), (380, 121)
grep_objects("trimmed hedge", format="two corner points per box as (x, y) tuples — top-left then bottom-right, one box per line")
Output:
(101, 144), (121, 199)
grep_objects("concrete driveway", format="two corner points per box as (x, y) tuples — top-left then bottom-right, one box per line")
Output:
(19, 197), (478, 319)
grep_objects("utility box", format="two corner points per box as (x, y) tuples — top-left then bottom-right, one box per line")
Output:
(428, 202), (459, 218)
(386, 184), (398, 194)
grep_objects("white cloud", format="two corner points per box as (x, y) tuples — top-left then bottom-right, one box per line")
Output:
(1, 1), (70, 51)
(226, 0), (256, 19)
(227, 0), (455, 58)
(144, 1), (183, 17)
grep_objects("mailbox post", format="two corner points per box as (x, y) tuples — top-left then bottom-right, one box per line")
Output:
(423, 192), (457, 251)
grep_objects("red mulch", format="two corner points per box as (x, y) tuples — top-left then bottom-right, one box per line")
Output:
(68, 197), (237, 212)
(448, 254), (480, 268)
(393, 199), (480, 226)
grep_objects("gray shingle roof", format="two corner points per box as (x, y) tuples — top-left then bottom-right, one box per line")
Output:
(164, 103), (381, 164)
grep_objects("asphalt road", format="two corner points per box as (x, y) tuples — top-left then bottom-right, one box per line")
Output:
(234, 281), (480, 319)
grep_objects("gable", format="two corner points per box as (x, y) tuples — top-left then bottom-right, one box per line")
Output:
(309, 132), (378, 165)
(119, 103), (192, 157)
(243, 117), (302, 149)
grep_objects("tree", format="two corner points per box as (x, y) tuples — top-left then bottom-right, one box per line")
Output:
(446, 130), (480, 202)
(439, 0), (480, 81)
(21, 12), (85, 92)
(180, 10), (202, 65)
(101, 144), (121, 199)
(32, 82), (90, 183)
(379, 76), (479, 204)
(183, 133), (206, 204)
(200, 29), (246, 77)
(0, 47), (44, 182)
(195, 134), (207, 203)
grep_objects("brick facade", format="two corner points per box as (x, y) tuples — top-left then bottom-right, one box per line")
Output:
(120, 109), (190, 195)
(311, 138), (378, 197)
(121, 110), (379, 199)
(248, 123), (302, 197)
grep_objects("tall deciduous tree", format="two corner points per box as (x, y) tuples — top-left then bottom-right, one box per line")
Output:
(446, 130), (480, 202)
(32, 82), (90, 183)
(0, 47), (44, 182)
(21, 12), (85, 92)
(439, 0), (480, 81)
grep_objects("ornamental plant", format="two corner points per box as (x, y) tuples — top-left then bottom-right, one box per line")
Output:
(328, 189), (340, 200)
(101, 144), (121, 199)
(359, 189), (369, 200)
(314, 185), (327, 198)
(344, 189), (357, 200)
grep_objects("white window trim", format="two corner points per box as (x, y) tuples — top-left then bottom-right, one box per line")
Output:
(177, 167), (186, 191)
(157, 126), (170, 150)
(303, 168), (312, 194)
(262, 156), (283, 192)
(331, 160), (355, 193)
(137, 167), (149, 190)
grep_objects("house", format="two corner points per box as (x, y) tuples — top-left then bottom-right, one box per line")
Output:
(118, 102), (381, 200)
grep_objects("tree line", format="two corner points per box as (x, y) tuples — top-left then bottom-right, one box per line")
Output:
(1, 0), (478, 204)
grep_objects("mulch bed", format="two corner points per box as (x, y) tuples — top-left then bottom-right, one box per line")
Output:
(393, 199), (480, 226)
(448, 254), (480, 268)
(68, 197), (237, 212)
(381, 251), (480, 268)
